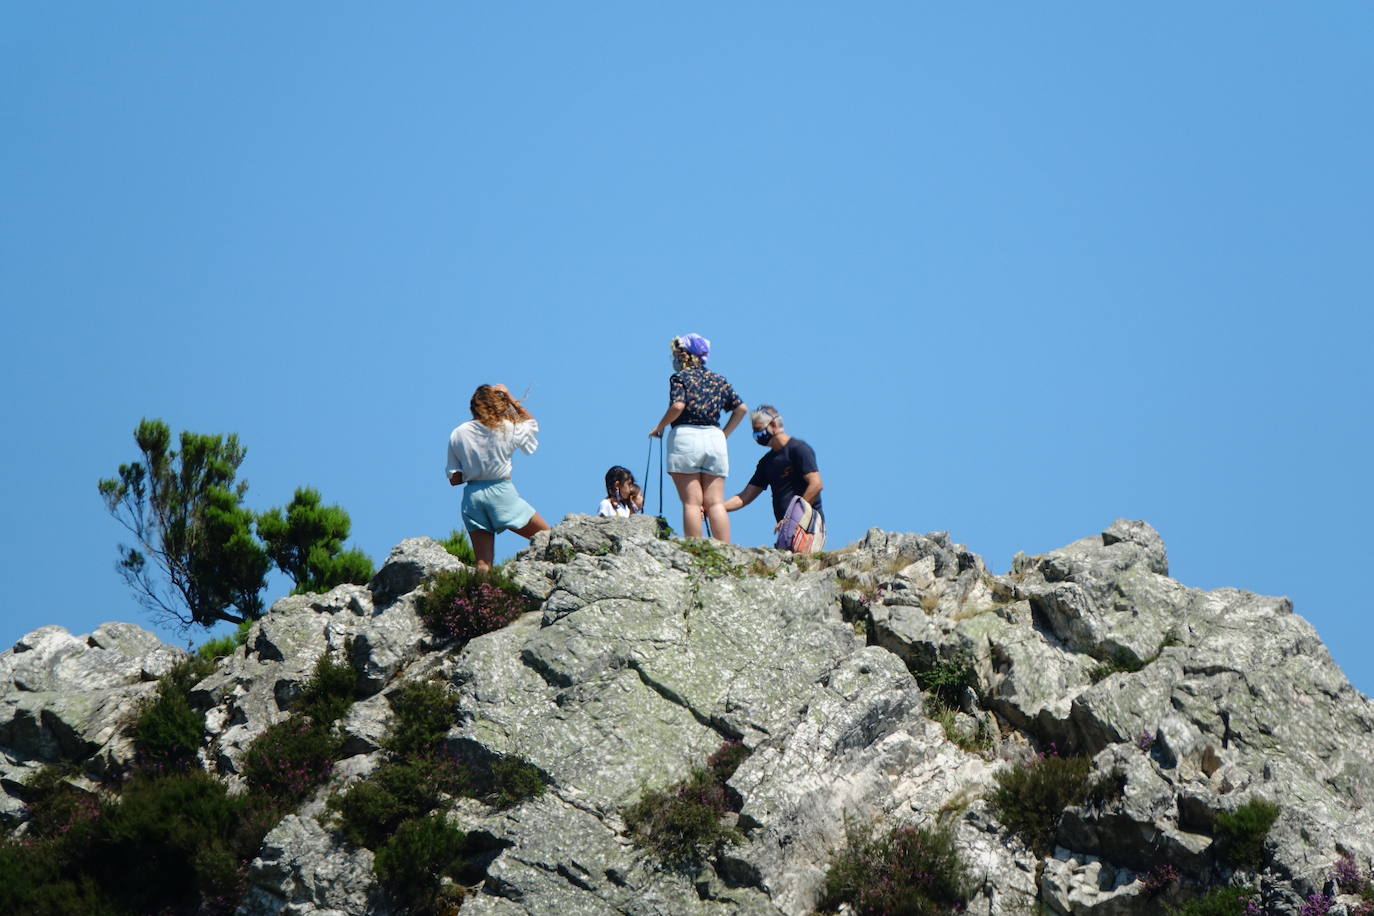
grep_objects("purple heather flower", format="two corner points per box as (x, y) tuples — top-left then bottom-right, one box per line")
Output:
(1299, 892), (1333, 916)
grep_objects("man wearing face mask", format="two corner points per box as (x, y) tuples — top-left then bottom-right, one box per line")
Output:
(722, 404), (825, 551)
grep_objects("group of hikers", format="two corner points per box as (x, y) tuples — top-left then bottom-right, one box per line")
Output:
(445, 334), (825, 570)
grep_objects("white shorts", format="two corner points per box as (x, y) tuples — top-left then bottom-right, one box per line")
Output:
(666, 425), (729, 477)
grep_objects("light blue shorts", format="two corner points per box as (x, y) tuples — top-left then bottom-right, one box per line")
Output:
(462, 479), (536, 533)
(666, 424), (729, 476)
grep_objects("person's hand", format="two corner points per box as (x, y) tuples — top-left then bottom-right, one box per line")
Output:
(649, 426), (663, 438)
(774, 519), (784, 532)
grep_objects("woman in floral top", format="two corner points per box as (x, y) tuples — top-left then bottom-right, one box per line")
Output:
(648, 333), (748, 541)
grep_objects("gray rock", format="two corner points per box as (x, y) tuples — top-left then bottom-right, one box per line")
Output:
(0, 621), (183, 803)
(7, 516), (1373, 916)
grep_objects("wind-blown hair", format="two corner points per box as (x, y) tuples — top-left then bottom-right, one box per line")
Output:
(470, 384), (531, 430)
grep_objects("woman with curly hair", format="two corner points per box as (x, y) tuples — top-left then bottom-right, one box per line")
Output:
(446, 383), (549, 570)
(648, 334), (748, 542)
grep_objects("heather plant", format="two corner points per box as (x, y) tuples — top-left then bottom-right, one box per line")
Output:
(624, 767), (742, 866)
(1300, 892), (1335, 916)
(98, 770), (251, 914)
(1334, 852), (1364, 892)
(623, 741), (750, 866)
(296, 643), (360, 727)
(1164, 886), (1252, 916)
(988, 751), (1092, 857)
(818, 822), (972, 915)
(328, 754), (468, 849)
(131, 655), (216, 769)
(373, 814), (472, 916)
(0, 769), (262, 916)
(914, 651), (979, 710)
(385, 679), (456, 758)
(488, 755), (546, 809)
(416, 566), (536, 642)
(20, 765), (103, 840)
(239, 716), (342, 803)
(1141, 863), (1181, 897)
(1214, 798), (1279, 872)
(706, 738), (750, 781)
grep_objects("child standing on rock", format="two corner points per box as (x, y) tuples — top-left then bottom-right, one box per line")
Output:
(597, 466), (644, 517)
(446, 384), (550, 570)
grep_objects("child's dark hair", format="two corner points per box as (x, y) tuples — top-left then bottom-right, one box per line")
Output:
(604, 466), (635, 499)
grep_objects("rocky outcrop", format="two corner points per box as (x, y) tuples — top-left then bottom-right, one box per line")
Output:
(2, 516), (1371, 915)
(0, 621), (183, 822)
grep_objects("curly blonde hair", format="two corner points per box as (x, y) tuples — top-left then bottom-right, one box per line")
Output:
(670, 338), (704, 371)
(469, 384), (531, 430)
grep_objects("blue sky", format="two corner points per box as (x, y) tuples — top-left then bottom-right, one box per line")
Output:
(3, 4), (1370, 695)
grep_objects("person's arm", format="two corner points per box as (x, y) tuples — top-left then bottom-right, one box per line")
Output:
(650, 401), (685, 437)
(512, 418), (540, 455)
(800, 470), (823, 505)
(722, 402), (748, 437)
(723, 484), (766, 512)
(446, 436), (464, 486)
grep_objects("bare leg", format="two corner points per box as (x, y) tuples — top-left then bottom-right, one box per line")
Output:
(701, 474), (730, 543)
(671, 472), (704, 538)
(470, 530), (496, 571)
(513, 513), (550, 539)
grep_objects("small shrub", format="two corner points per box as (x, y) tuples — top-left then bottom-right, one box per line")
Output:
(296, 644), (359, 726)
(819, 822), (971, 915)
(99, 769), (252, 914)
(132, 656), (216, 769)
(488, 755), (546, 809)
(929, 703), (994, 754)
(624, 768), (740, 865)
(416, 567), (536, 642)
(385, 680), (455, 758)
(239, 716), (342, 803)
(680, 539), (745, 577)
(1214, 798), (1279, 871)
(1300, 893), (1335, 916)
(915, 652), (978, 710)
(328, 754), (468, 849)
(1165, 886), (1252, 916)
(545, 543), (576, 563)
(373, 814), (470, 916)
(1088, 768), (1127, 808)
(706, 739), (750, 781)
(1141, 863), (1180, 896)
(20, 765), (102, 840)
(439, 529), (477, 564)
(1087, 647), (1146, 683)
(196, 618), (253, 662)
(988, 753), (1092, 857)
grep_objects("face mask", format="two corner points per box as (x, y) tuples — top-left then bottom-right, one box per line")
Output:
(753, 428), (773, 446)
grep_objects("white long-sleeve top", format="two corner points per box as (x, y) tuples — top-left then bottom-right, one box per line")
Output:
(445, 418), (539, 482)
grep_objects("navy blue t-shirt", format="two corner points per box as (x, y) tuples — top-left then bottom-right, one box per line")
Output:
(748, 437), (823, 521)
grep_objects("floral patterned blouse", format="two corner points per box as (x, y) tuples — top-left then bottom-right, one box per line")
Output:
(668, 367), (742, 427)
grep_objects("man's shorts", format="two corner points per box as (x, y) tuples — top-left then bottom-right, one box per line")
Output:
(666, 424), (729, 476)
(462, 479), (536, 533)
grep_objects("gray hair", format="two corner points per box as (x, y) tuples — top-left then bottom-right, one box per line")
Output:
(751, 404), (781, 426)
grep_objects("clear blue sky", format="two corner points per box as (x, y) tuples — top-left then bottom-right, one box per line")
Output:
(3, 4), (1370, 695)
